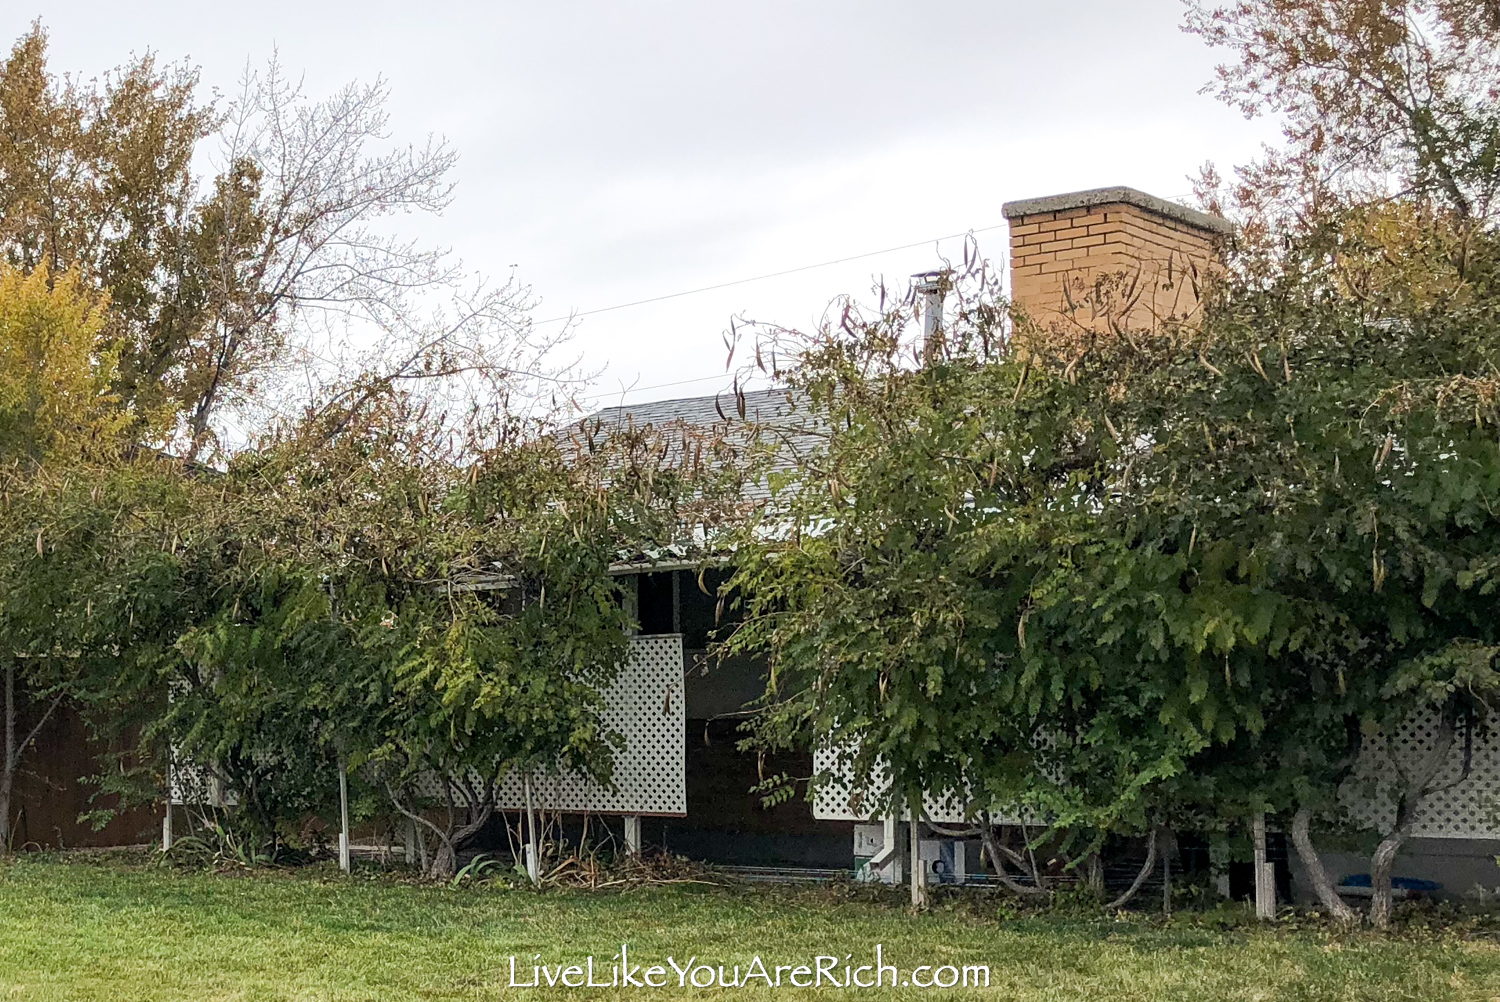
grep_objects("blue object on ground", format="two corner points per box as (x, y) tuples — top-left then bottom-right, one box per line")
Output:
(1339, 873), (1443, 892)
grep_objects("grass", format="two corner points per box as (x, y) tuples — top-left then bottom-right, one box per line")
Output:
(1, 853), (1499, 1000)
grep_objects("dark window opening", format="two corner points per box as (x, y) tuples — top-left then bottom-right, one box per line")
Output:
(679, 568), (740, 650)
(637, 572), (675, 635)
(633, 569), (742, 644)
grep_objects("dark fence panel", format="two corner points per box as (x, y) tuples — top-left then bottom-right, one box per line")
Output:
(12, 699), (156, 849)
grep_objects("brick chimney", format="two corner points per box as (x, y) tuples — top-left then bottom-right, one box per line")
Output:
(1002, 186), (1232, 334)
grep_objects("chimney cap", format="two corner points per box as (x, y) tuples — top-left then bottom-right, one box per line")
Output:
(911, 269), (948, 292)
(1002, 185), (1233, 235)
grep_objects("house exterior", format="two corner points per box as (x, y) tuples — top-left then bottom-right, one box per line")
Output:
(521, 186), (1247, 875)
(22, 184), (1500, 903)
(541, 186), (1500, 899)
(460, 388), (851, 870)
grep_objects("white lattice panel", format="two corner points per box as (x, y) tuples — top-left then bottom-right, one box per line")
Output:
(168, 761), (212, 806)
(169, 760), (240, 807)
(812, 746), (975, 823)
(809, 731), (1063, 827)
(816, 712), (1500, 838)
(412, 635), (685, 815)
(171, 639), (685, 817)
(1343, 708), (1500, 839)
(492, 634), (685, 815)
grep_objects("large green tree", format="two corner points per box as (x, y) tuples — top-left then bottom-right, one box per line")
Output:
(0, 23), (585, 861)
(720, 273), (1213, 904)
(0, 24), (556, 460)
(126, 393), (742, 878)
(726, 217), (1500, 924)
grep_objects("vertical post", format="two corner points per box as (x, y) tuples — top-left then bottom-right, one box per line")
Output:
(909, 816), (928, 909)
(523, 773), (539, 885)
(161, 753), (174, 852)
(875, 815), (900, 885)
(338, 758), (351, 873)
(622, 576), (640, 637)
(404, 815), (417, 865)
(914, 271), (947, 364)
(624, 815), (642, 855)
(1252, 813), (1274, 919)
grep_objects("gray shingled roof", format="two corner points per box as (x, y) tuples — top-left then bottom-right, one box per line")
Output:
(570, 386), (823, 504)
(582, 387), (799, 432)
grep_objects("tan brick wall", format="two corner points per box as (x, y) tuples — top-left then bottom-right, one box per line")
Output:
(1008, 201), (1222, 335)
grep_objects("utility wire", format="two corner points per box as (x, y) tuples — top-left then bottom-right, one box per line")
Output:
(533, 222), (1009, 326)
(577, 370), (772, 405)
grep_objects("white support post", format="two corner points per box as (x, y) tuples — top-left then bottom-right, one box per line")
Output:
(909, 817), (928, 908)
(161, 755), (174, 852)
(404, 816), (417, 865)
(338, 758), (351, 873)
(1252, 813), (1274, 919)
(523, 773), (540, 885)
(624, 815), (642, 855)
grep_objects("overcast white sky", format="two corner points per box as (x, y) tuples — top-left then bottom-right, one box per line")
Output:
(22, 1), (1280, 410)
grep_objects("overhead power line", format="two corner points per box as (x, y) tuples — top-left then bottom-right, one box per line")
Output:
(576, 370), (783, 407)
(533, 222), (1009, 326)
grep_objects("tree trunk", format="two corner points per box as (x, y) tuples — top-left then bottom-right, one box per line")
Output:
(1370, 706), (1460, 929)
(978, 823), (1048, 897)
(1085, 852), (1105, 901)
(387, 784), (490, 883)
(1368, 830), (1403, 929)
(1, 661), (13, 854)
(429, 837), (458, 881)
(1104, 828), (1158, 911)
(186, 329), (242, 460)
(1291, 807), (1358, 923)
(1161, 827), (1173, 917)
(430, 801), (495, 882)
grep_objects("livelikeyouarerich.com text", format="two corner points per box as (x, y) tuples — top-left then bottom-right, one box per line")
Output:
(507, 945), (990, 989)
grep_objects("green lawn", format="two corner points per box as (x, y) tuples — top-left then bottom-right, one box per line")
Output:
(1, 854), (1499, 1000)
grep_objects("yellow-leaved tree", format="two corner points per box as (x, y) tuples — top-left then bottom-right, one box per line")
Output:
(0, 262), (139, 851)
(0, 263), (128, 465)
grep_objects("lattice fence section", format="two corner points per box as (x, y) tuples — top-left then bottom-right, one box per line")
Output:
(409, 634), (685, 815)
(816, 709), (1500, 837)
(170, 638), (685, 816)
(490, 634), (685, 815)
(812, 746), (988, 824)
(169, 757), (246, 807)
(166, 676), (238, 806)
(168, 761), (218, 806)
(1342, 707), (1500, 839)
